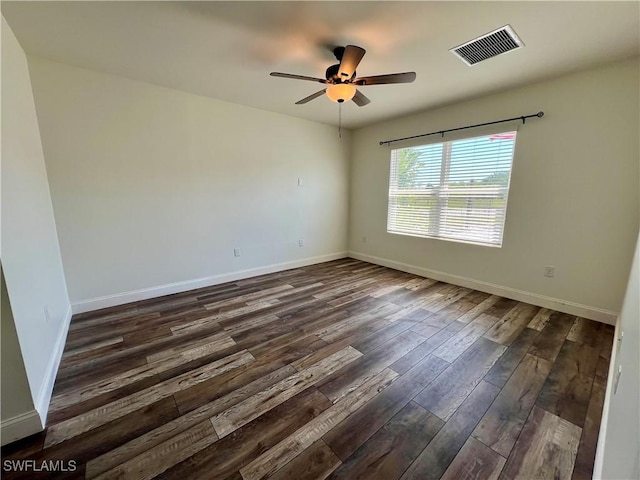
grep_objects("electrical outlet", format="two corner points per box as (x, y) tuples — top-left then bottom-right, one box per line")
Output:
(298, 239), (304, 247)
(362, 236), (367, 243)
(233, 248), (241, 257)
(43, 305), (50, 323)
(544, 266), (555, 278)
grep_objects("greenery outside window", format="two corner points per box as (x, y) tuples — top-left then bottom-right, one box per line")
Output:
(387, 131), (517, 247)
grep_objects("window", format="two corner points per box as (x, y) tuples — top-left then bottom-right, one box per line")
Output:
(387, 131), (517, 247)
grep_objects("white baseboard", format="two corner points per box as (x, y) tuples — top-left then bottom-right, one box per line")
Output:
(71, 252), (348, 314)
(349, 251), (618, 325)
(0, 409), (43, 446)
(34, 304), (72, 426)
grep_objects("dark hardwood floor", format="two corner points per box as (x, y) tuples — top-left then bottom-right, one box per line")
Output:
(1, 259), (614, 480)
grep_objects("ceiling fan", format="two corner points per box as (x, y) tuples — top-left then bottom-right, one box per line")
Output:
(270, 45), (416, 106)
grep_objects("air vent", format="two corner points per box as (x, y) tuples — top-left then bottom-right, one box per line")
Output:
(451, 25), (524, 66)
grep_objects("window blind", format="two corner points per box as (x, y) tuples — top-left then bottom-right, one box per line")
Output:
(387, 131), (517, 247)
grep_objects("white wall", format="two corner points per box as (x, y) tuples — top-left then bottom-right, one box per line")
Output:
(26, 57), (350, 309)
(595, 230), (640, 479)
(1, 17), (71, 423)
(349, 58), (639, 320)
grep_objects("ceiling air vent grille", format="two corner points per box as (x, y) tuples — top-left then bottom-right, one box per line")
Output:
(451, 25), (524, 66)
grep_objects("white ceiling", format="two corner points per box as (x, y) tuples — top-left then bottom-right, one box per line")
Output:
(3, 1), (639, 129)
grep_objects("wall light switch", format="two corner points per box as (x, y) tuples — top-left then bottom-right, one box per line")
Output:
(233, 248), (241, 257)
(298, 239), (304, 247)
(297, 177), (303, 187)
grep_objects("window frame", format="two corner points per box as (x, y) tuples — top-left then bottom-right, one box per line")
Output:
(386, 130), (518, 248)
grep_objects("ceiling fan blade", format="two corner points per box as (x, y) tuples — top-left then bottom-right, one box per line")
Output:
(352, 89), (371, 107)
(338, 45), (366, 80)
(271, 72), (327, 84)
(354, 72), (417, 86)
(295, 89), (326, 105)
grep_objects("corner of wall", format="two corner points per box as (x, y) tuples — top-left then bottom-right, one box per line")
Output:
(34, 304), (73, 425)
(2, 15), (73, 437)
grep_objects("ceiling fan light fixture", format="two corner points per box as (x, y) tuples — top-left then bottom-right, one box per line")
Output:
(272, 44), (415, 107)
(326, 83), (356, 103)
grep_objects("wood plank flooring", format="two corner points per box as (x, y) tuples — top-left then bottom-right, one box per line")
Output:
(1, 259), (614, 480)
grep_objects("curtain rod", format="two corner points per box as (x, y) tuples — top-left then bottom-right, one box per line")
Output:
(379, 111), (544, 146)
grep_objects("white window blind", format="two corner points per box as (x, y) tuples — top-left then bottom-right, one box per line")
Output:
(387, 131), (517, 247)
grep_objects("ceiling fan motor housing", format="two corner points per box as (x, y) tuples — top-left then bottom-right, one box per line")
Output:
(325, 64), (355, 84)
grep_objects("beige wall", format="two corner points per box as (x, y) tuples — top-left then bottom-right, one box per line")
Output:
(1, 17), (70, 422)
(349, 58), (639, 318)
(1, 266), (37, 430)
(27, 57), (350, 308)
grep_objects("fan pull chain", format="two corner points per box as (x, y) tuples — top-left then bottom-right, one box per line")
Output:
(338, 102), (342, 139)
